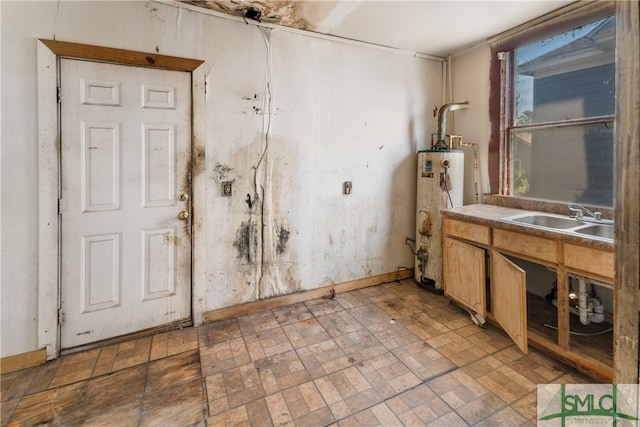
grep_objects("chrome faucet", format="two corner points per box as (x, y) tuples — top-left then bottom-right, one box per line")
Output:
(568, 203), (611, 223)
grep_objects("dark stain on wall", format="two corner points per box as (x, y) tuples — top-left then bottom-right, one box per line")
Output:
(234, 220), (256, 264)
(212, 163), (232, 182)
(276, 226), (290, 254)
(192, 145), (206, 177)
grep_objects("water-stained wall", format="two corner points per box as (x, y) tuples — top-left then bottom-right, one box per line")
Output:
(1, 0), (442, 357)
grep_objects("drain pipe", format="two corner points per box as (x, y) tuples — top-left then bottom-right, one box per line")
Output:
(434, 102), (470, 149)
(577, 276), (606, 325)
(578, 276), (590, 325)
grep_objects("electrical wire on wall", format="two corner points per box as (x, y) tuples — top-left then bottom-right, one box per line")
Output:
(254, 26), (274, 300)
(442, 167), (454, 208)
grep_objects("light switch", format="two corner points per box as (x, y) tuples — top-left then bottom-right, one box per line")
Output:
(344, 181), (352, 195)
(222, 181), (232, 196)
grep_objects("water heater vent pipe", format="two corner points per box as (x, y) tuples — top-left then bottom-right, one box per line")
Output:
(434, 101), (470, 149)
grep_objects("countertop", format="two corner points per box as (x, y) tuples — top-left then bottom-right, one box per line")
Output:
(441, 204), (614, 251)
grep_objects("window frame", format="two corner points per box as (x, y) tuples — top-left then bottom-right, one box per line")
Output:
(488, 1), (616, 202)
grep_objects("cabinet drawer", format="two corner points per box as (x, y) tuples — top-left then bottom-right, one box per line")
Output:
(443, 218), (490, 245)
(493, 228), (558, 263)
(564, 243), (614, 280)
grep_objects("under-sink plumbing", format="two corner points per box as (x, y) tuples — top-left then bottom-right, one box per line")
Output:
(549, 275), (606, 325)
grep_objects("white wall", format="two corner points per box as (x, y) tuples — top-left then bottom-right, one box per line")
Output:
(1, 1), (442, 357)
(449, 45), (492, 204)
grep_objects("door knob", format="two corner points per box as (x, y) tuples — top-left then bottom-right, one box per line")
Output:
(177, 211), (189, 220)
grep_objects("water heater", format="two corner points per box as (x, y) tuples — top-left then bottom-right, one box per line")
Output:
(415, 149), (464, 289)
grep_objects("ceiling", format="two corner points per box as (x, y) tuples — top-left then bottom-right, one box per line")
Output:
(177, 0), (576, 57)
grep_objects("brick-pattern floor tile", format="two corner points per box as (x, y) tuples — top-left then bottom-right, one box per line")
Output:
(506, 350), (568, 384)
(272, 302), (314, 326)
(140, 378), (206, 426)
(430, 330), (489, 367)
(474, 405), (531, 426)
(198, 318), (242, 348)
(510, 391), (538, 423)
(24, 358), (63, 395)
(0, 397), (20, 425)
(111, 337), (152, 372)
(314, 365), (386, 419)
(463, 324), (515, 353)
(200, 337), (251, 377)
(205, 363), (266, 417)
(406, 313), (452, 340)
(429, 369), (508, 425)
(145, 350), (201, 395)
(316, 311), (364, 338)
(375, 297), (423, 319)
(1, 280), (597, 426)
(49, 349), (101, 388)
(365, 320), (421, 350)
(305, 297), (344, 317)
(357, 286), (388, 300)
(149, 328), (198, 361)
(282, 318), (332, 348)
(348, 304), (391, 326)
(392, 340), (457, 381)
(297, 339), (351, 379)
(335, 290), (371, 309)
(357, 352), (421, 398)
(1, 365), (39, 402)
(475, 365), (536, 404)
(206, 405), (250, 427)
(243, 326), (293, 360)
(254, 350), (310, 394)
(267, 381), (335, 426)
(334, 329), (387, 363)
(428, 369), (490, 410)
(386, 384), (459, 425)
(339, 402), (402, 426)
(238, 311), (280, 335)
(91, 344), (120, 377)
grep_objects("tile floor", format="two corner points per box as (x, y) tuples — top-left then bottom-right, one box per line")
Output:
(1, 280), (593, 426)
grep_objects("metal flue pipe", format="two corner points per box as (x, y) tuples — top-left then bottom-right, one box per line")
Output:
(434, 101), (470, 149)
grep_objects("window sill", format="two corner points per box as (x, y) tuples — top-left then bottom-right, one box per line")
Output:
(481, 194), (614, 220)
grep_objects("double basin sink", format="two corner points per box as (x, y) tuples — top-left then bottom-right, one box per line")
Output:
(502, 212), (613, 241)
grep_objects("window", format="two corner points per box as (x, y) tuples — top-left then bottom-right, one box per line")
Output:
(490, 4), (616, 208)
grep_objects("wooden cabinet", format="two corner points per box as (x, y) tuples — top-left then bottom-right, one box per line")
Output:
(442, 215), (614, 381)
(443, 238), (486, 316)
(563, 243), (614, 280)
(443, 218), (491, 245)
(493, 229), (558, 264)
(491, 250), (527, 353)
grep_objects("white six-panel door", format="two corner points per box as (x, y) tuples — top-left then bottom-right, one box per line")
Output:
(60, 59), (192, 349)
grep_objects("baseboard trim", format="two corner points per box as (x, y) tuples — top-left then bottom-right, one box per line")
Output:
(203, 268), (414, 324)
(1, 348), (47, 374)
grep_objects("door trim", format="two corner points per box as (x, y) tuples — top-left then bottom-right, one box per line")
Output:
(37, 40), (206, 360)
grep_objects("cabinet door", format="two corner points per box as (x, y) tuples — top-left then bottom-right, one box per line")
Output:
(492, 250), (528, 353)
(443, 238), (486, 316)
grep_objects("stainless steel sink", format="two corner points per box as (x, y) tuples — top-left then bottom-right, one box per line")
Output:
(574, 224), (614, 240)
(502, 212), (613, 242)
(507, 213), (585, 229)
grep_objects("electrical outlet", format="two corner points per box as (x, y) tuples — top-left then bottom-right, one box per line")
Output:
(222, 181), (232, 196)
(343, 181), (352, 195)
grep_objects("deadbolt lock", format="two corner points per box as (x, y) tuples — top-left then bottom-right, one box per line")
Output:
(177, 211), (189, 220)
(178, 193), (189, 202)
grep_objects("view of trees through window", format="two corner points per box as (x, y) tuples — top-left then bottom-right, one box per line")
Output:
(508, 16), (615, 207)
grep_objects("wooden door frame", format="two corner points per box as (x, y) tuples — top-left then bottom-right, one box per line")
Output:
(613, 1), (640, 383)
(37, 40), (206, 360)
